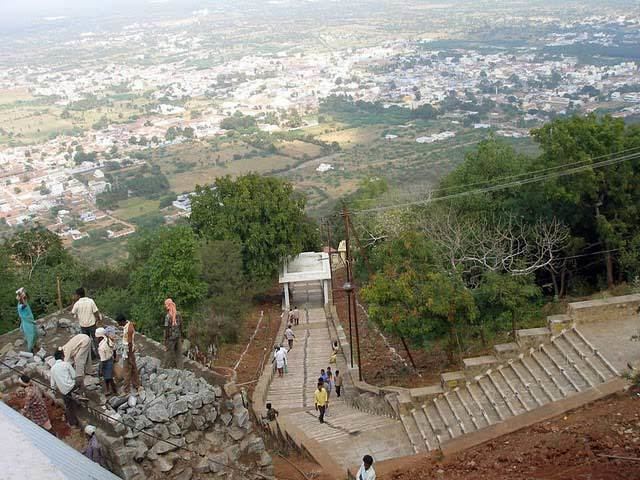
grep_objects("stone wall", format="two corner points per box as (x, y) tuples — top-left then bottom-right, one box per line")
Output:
(568, 293), (640, 324)
(0, 312), (273, 480)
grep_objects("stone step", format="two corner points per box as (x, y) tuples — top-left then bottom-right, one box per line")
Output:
(476, 376), (508, 421)
(443, 391), (476, 435)
(563, 329), (609, 382)
(494, 342), (520, 360)
(453, 386), (488, 430)
(488, 369), (523, 416)
(571, 327), (620, 377)
(519, 355), (560, 401)
(410, 408), (435, 451)
(547, 314), (572, 335)
(434, 395), (464, 439)
(423, 403), (451, 444)
(539, 344), (583, 393)
(517, 327), (552, 349)
(550, 336), (596, 388)
(463, 355), (499, 377)
(466, 381), (500, 425)
(399, 411), (424, 454)
(504, 360), (545, 408)
(530, 349), (573, 397)
(496, 365), (534, 412)
(441, 371), (466, 390)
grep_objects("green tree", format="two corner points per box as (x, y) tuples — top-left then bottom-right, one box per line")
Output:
(473, 272), (540, 344)
(0, 246), (18, 333)
(362, 232), (477, 362)
(363, 264), (476, 363)
(8, 227), (69, 280)
(199, 239), (247, 320)
(190, 174), (318, 287)
(129, 226), (207, 338)
(531, 115), (640, 289)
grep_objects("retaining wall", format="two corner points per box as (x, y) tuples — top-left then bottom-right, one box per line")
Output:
(568, 293), (640, 324)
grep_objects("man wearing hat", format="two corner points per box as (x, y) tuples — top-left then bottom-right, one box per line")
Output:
(82, 425), (103, 466)
(96, 327), (118, 397)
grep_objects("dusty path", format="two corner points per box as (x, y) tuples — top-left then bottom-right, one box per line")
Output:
(380, 391), (640, 480)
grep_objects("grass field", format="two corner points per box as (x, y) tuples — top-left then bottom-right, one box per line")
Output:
(70, 236), (130, 265)
(112, 198), (161, 221)
(0, 89), (151, 146)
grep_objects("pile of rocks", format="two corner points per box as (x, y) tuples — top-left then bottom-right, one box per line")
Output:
(0, 316), (273, 480)
(101, 360), (272, 480)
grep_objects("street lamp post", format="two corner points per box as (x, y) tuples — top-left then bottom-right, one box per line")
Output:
(343, 281), (362, 381)
(343, 281), (354, 368)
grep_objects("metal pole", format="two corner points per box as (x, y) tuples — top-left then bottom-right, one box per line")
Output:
(352, 290), (363, 382)
(343, 205), (354, 368)
(347, 289), (353, 368)
(326, 220), (335, 305)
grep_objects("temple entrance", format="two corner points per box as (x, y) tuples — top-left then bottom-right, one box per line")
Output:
(279, 252), (332, 310)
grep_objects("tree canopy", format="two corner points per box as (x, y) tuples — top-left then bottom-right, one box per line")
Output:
(190, 174), (319, 285)
(129, 226), (207, 337)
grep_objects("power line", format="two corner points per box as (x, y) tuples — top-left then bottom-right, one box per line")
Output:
(0, 359), (298, 480)
(425, 144), (640, 197)
(351, 149), (640, 215)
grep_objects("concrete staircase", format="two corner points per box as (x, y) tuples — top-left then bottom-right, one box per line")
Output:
(399, 327), (620, 453)
(265, 305), (415, 469)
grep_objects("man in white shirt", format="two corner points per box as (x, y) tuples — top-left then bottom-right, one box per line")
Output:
(50, 349), (79, 426)
(71, 287), (101, 359)
(274, 345), (288, 378)
(356, 455), (376, 480)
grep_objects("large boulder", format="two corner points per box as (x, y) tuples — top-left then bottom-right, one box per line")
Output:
(200, 390), (216, 405)
(220, 412), (233, 427)
(150, 437), (184, 455)
(233, 406), (249, 429)
(193, 457), (210, 474)
(208, 452), (228, 474)
(168, 399), (189, 418)
(146, 403), (170, 423)
(154, 456), (175, 473)
(175, 412), (193, 430)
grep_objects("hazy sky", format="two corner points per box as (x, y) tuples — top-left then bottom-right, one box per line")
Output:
(0, 0), (208, 33)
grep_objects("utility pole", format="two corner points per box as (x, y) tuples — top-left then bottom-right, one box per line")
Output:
(342, 205), (362, 381)
(325, 219), (335, 305)
(343, 206), (354, 368)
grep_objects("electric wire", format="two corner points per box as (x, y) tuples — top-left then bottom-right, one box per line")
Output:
(422, 144), (640, 196)
(349, 149), (640, 215)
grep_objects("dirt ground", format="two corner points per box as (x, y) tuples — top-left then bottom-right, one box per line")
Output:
(381, 391), (640, 480)
(5, 389), (73, 439)
(214, 293), (284, 391)
(273, 453), (335, 480)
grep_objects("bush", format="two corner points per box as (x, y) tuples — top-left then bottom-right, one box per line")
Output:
(94, 287), (133, 319)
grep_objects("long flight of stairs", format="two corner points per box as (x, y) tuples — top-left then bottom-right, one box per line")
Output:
(399, 327), (620, 453)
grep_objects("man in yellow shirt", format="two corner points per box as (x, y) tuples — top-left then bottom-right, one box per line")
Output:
(314, 380), (328, 424)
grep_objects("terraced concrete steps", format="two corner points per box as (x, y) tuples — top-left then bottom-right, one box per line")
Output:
(400, 327), (619, 452)
(265, 305), (414, 469)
